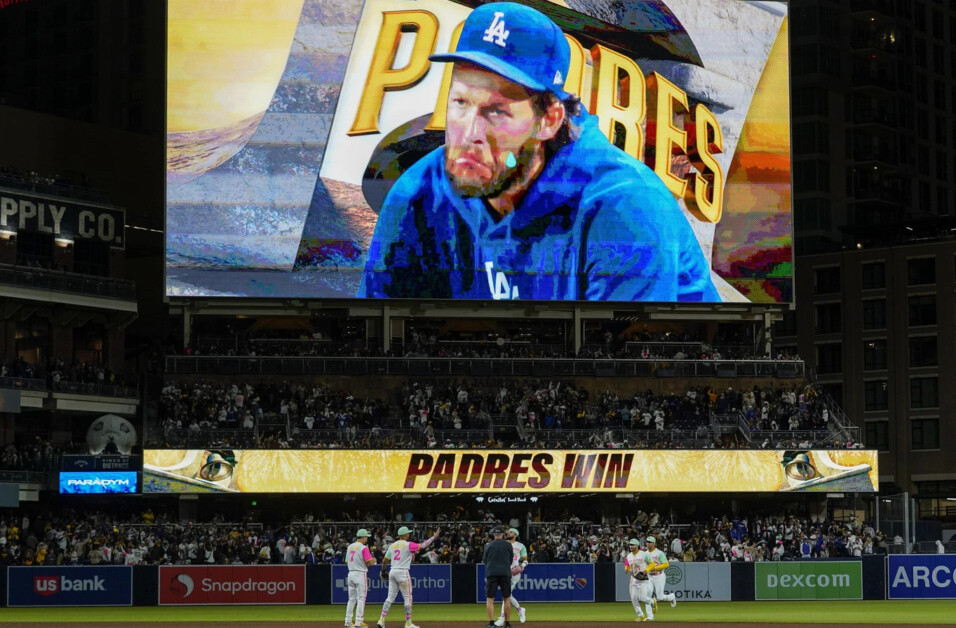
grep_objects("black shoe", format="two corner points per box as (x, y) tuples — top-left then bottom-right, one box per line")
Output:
(505, 623), (513, 628)
(485, 623), (496, 628)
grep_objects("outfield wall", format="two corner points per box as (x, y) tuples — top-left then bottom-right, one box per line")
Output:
(0, 557), (939, 607)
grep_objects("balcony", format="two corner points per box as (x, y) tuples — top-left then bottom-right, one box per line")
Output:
(0, 263), (135, 300)
(165, 356), (806, 379)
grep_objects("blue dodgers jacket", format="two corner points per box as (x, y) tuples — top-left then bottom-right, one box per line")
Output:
(358, 110), (720, 302)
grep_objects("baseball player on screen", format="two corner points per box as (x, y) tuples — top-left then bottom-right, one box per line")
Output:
(624, 538), (654, 621)
(346, 528), (377, 627)
(377, 526), (441, 628)
(496, 527), (528, 625)
(358, 2), (718, 302)
(645, 536), (677, 612)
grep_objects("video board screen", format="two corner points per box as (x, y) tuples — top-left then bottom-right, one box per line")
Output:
(143, 450), (876, 494)
(59, 471), (139, 494)
(166, 0), (791, 302)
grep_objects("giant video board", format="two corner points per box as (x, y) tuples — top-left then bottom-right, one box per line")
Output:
(143, 450), (876, 494)
(166, 0), (791, 302)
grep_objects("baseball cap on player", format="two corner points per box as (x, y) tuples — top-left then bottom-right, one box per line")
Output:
(508, 528), (520, 536)
(629, 539), (640, 546)
(646, 536), (657, 544)
(356, 529), (370, 538)
(491, 526), (505, 535)
(397, 526), (412, 536)
(429, 2), (571, 99)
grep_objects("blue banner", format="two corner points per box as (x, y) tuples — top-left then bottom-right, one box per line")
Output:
(59, 471), (138, 494)
(331, 564), (452, 604)
(888, 555), (956, 599)
(475, 564), (595, 603)
(7, 566), (133, 607)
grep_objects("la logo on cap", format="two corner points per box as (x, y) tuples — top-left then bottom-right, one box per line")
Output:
(483, 11), (510, 47)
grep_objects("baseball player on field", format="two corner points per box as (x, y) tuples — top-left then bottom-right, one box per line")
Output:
(645, 536), (677, 612)
(624, 538), (654, 621)
(346, 529), (377, 627)
(377, 526), (441, 628)
(358, 2), (718, 302)
(496, 527), (528, 625)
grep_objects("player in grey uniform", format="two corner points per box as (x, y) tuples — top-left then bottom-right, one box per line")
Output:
(496, 528), (528, 625)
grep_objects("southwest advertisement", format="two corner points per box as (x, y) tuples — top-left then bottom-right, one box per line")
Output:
(143, 449), (878, 494)
(166, 0), (791, 303)
(331, 564), (452, 604)
(158, 565), (306, 605)
(476, 564), (594, 603)
(755, 562), (863, 601)
(7, 566), (133, 607)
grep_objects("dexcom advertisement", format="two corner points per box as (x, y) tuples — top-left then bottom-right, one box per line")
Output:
(332, 565), (451, 604)
(475, 564), (594, 602)
(7, 566), (133, 607)
(166, 0), (791, 303)
(888, 556), (956, 600)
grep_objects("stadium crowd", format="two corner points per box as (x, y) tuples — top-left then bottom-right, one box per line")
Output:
(154, 378), (852, 450)
(0, 506), (899, 567)
(0, 357), (134, 389)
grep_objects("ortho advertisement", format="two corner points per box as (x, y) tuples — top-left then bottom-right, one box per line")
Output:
(7, 566), (133, 607)
(614, 561), (730, 602)
(166, 0), (791, 303)
(755, 562), (863, 601)
(158, 565), (306, 605)
(58, 471), (139, 495)
(143, 449), (878, 494)
(888, 555), (956, 600)
(331, 564), (452, 604)
(475, 563), (593, 603)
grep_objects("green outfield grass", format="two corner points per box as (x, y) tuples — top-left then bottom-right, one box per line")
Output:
(1, 601), (955, 624)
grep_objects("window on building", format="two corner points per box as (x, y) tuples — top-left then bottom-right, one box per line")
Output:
(909, 336), (938, 367)
(910, 377), (939, 408)
(865, 421), (890, 452)
(863, 339), (888, 370)
(776, 310), (797, 337)
(908, 257), (936, 285)
(911, 419), (940, 450)
(816, 303), (842, 334)
(864, 380), (888, 412)
(862, 300), (886, 330)
(908, 295), (937, 326)
(861, 262), (886, 289)
(818, 382), (843, 406)
(814, 267), (841, 294)
(817, 343), (842, 374)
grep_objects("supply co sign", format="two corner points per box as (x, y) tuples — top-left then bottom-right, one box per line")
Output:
(159, 565), (305, 605)
(755, 562), (862, 600)
(615, 562), (730, 602)
(888, 555), (956, 599)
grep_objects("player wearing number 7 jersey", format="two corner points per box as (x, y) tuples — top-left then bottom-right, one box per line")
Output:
(377, 526), (441, 628)
(346, 529), (377, 627)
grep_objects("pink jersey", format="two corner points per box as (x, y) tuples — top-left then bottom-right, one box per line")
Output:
(347, 542), (373, 572)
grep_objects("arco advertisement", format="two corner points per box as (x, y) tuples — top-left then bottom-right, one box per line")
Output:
(888, 555), (956, 600)
(158, 565), (306, 605)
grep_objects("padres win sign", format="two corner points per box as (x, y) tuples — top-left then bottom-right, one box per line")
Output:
(143, 450), (877, 494)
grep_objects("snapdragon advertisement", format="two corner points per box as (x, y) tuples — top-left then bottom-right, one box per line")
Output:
(166, 0), (791, 303)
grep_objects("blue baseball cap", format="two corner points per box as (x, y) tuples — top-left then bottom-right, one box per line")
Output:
(430, 2), (570, 99)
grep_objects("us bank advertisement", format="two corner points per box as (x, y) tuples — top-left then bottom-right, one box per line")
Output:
(166, 0), (791, 303)
(142, 450), (877, 494)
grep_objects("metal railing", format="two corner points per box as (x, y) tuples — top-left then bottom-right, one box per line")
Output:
(0, 470), (53, 483)
(0, 262), (136, 299)
(165, 356), (805, 379)
(0, 376), (47, 391)
(52, 380), (138, 399)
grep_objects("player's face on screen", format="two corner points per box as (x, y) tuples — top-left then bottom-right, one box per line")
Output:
(444, 63), (545, 198)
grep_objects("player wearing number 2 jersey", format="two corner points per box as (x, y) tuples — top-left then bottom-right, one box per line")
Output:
(345, 529), (376, 627)
(377, 526), (441, 628)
